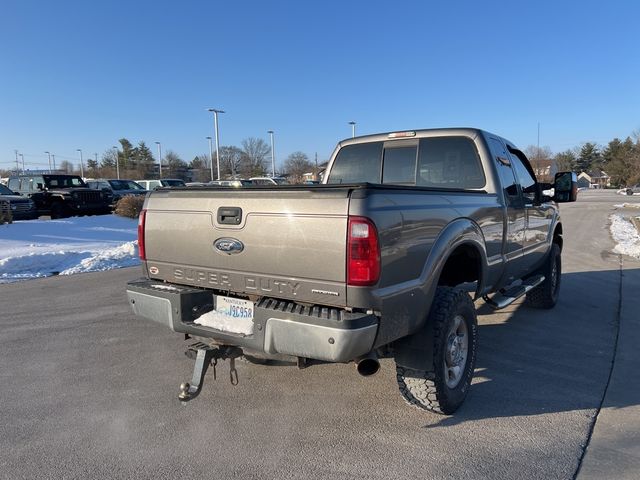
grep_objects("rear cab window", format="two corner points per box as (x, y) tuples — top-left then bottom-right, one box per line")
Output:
(327, 135), (485, 190)
(327, 142), (383, 184)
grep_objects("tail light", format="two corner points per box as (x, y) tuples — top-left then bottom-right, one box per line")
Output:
(347, 216), (380, 286)
(138, 209), (146, 260)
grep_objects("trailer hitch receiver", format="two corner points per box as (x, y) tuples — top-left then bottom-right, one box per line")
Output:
(178, 343), (242, 402)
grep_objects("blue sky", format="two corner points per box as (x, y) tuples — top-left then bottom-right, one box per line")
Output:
(1, 0), (639, 173)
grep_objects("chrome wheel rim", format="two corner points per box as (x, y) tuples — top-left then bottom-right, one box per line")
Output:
(445, 314), (469, 389)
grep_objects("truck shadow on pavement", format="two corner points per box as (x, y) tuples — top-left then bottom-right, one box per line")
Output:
(425, 267), (635, 428)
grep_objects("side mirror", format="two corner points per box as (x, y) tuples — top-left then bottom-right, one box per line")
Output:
(36, 183), (44, 191)
(553, 172), (578, 203)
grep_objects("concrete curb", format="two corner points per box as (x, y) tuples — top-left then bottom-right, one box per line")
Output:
(576, 266), (640, 479)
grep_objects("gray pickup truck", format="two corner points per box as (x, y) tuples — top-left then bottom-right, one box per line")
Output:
(127, 128), (577, 414)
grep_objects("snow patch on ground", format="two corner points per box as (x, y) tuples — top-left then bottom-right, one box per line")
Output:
(0, 215), (140, 283)
(614, 203), (640, 209)
(609, 214), (640, 259)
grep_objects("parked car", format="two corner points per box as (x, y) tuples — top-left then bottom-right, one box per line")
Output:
(127, 127), (577, 414)
(625, 184), (640, 195)
(208, 179), (253, 187)
(135, 179), (186, 190)
(7, 174), (111, 218)
(86, 179), (147, 207)
(249, 176), (289, 185)
(0, 183), (38, 220)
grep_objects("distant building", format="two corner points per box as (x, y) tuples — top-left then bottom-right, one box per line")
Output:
(577, 170), (611, 189)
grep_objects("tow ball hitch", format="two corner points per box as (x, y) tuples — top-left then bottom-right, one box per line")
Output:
(178, 342), (243, 402)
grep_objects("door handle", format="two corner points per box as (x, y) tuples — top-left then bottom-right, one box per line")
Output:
(217, 207), (242, 225)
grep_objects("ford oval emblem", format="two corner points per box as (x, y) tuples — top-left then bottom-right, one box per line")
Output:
(214, 237), (244, 255)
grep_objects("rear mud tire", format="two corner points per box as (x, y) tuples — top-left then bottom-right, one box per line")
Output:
(396, 287), (478, 415)
(525, 243), (561, 309)
(50, 202), (67, 219)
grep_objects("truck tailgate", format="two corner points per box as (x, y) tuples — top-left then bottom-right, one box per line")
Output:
(143, 187), (351, 307)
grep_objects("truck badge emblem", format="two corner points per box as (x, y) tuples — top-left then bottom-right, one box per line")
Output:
(214, 238), (244, 255)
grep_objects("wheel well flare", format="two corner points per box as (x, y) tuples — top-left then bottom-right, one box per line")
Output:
(438, 244), (481, 287)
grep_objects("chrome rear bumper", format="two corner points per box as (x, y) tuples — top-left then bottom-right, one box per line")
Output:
(126, 279), (378, 363)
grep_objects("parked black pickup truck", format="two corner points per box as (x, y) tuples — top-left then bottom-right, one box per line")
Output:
(7, 174), (111, 218)
(127, 128), (577, 414)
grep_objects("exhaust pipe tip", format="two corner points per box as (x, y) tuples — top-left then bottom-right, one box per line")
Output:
(356, 354), (380, 377)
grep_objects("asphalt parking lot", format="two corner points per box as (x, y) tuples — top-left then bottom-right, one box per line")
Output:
(1, 190), (638, 479)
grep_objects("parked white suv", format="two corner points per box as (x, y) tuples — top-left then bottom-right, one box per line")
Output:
(249, 176), (289, 185)
(135, 179), (186, 190)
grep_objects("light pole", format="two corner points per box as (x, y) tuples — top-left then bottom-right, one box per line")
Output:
(267, 130), (276, 177)
(45, 151), (52, 173)
(207, 108), (224, 180)
(112, 146), (120, 179)
(206, 136), (214, 181)
(155, 141), (163, 178)
(76, 149), (84, 178)
(51, 154), (56, 171)
(14, 150), (19, 173)
(19, 154), (25, 173)
(349, 121), (356, 138)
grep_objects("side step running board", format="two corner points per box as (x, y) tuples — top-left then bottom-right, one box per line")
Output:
(483, 274), (545, 310)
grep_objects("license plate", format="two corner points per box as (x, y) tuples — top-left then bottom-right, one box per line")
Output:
(215, 295), (254, 321)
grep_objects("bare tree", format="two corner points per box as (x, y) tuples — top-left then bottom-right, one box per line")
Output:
(219, 146), (244, 177)
(164, 150), (188, 179)
(58, 160), (75, 174)
(524, 145), (554, 181)
(240, 137), (270, 177)
(283, 151), (313, 183)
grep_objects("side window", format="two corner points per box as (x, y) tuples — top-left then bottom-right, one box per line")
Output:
(488, 138), (520, 206)
(417, 137), (485, 189)
(8, 178), (19, 191)
(326, 142), (383, 184)
(382, 146), (417, 185)
(509, 151), (536, 204)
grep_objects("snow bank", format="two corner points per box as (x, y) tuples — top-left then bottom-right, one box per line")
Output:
(609, 214), (640, 259)
(0, 215), (140, 283)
